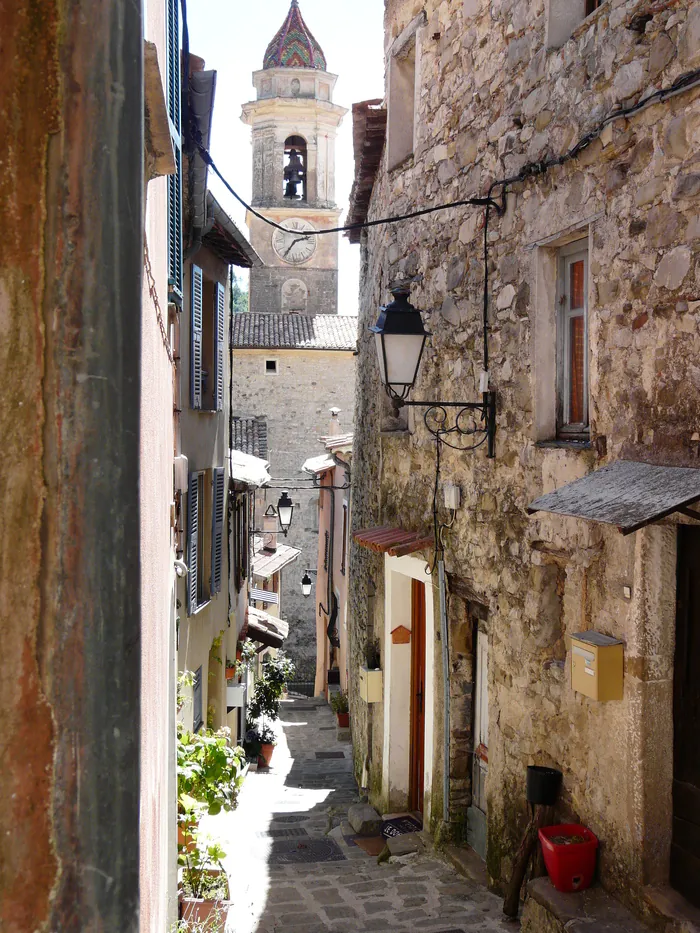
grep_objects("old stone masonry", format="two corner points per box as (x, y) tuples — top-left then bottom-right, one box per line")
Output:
(207, 697), (511, 933)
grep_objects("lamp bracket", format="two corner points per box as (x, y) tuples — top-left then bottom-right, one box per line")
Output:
(393, 390), (496, 457)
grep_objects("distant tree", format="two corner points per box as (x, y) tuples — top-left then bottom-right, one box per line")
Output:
(230, 273), (249, 315)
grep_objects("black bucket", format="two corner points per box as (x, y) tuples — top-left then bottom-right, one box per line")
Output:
(526, 765), (562, 806)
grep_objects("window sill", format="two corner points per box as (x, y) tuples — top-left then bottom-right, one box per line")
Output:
(536, 439), (593, 451)
(189, 598), (212, 618)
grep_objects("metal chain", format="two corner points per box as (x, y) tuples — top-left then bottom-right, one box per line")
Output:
(144, 236), (175, 365)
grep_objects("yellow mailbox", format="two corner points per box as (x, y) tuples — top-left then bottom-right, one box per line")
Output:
(359, 666), (383, 703)
(571, 631), (624, 701)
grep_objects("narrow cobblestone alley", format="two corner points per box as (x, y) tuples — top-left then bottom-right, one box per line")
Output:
(210, 697), (514, 933)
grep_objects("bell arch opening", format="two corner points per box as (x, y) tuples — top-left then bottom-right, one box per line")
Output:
(284, 135), (307, 201)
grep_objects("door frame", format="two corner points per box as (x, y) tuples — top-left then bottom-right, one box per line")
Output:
(382, 554), (436, 821)
(409, 578), (426, 812)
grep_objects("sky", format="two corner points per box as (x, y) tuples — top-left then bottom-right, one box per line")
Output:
(188, 0), (386, 316)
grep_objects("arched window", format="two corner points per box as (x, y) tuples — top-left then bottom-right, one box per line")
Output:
(283, 135), (307, 201)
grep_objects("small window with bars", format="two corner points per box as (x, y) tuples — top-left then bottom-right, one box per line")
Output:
(557, 241), (589, 439)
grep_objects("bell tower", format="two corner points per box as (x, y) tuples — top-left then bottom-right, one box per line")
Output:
(242, 1), (347, 315)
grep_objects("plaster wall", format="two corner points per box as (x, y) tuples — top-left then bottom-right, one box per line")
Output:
(348, 0), (700, 909)
(140, 3), (177, 928)
(232, 349), (355, 663)
(314, 462), (352, 696)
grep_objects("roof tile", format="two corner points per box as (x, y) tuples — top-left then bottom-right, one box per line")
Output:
(231, 313), (357, 351)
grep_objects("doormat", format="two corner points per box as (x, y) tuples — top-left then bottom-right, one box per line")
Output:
(269, 837), (346, 864)
(380, 814), (423, 839)
(353, 835), (386, 856)
(315, 751), (345, 759)
(258, 828), (309, 839)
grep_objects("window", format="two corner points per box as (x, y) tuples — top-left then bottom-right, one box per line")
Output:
(547, 0), (603, 48)
(557, 241), (589, 438)
(387, 36), (417, 169)
(191, 266), (226, 411)
(187, 468), (225, 614)
(340, 501), (348, 575)
(166, 0), (183, 302)
(192, 666), (203, 732)
(265, 359), (278, 374)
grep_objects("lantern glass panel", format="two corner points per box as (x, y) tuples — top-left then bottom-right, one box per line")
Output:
(376, 332), (425, 391)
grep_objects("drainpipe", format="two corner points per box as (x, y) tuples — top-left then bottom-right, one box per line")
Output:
(438, 559), (450, 825)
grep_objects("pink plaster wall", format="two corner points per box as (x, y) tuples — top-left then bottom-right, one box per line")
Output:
(140, 3), (177, 929)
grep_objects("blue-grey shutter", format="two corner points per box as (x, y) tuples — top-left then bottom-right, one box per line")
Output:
(211, 468), (225, 594)
(214, 282), (226, 411)
(187, 473), (199, 615)
(165, 0), (181, 133)
(190, 265), (203, 409)
(167, 149), (183, 301)
(166, 0), (182, 301)
(192, 666), (203, 731)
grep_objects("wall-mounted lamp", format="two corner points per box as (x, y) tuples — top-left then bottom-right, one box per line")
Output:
(277, 490), (294, 536)
(300, 569), (317, 597)
(370, 285), (496, 456)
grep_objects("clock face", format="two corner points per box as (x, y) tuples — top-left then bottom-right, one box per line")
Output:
(272, 218), (317, 264)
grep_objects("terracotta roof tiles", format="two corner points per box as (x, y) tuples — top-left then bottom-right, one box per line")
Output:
(231, 313), (357, 351)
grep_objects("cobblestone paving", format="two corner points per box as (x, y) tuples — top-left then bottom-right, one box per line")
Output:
(210, 697), (513, 933)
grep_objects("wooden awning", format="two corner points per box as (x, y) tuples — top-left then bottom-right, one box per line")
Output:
(353, 526), (434, 557)
(527, 460), (700, 535)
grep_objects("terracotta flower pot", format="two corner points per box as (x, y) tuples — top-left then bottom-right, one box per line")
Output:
(337, 712), (349, 728)
(258, 742), (275, 767)
(180, 897), (228, 931)
(177, 822), (197, 854)
(225, 666), (235, 680)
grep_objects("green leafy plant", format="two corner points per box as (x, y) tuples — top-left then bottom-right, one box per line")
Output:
(177, 670), (195, 715)
(177, 728), (246, 816)
(366, 637), (381, 670)
(330, 691), (349, 715)
(247, 652), (295, 723)
(177, 814), (228, 904)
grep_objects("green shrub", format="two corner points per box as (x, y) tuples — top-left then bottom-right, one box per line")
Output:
(177, 727), (246, 816)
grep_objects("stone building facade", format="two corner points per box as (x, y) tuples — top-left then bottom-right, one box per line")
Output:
(231, 315), (356, 666)
(233, 2), (357, 673)
(347, 0), (700, 923)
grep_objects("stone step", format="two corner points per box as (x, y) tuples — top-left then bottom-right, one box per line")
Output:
(444, 844), (488, 887)
(522, 877), (652, 933)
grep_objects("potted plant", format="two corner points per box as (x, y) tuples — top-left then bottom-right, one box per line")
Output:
(331, 691), (350, 727)
(243, 724), (277, 768)
(178, 823), (229, 931)
(224, 658), (236, 680)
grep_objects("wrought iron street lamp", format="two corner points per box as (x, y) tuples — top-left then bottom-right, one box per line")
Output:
(370, 285), (497, 456)
(277, 490), (294, 536)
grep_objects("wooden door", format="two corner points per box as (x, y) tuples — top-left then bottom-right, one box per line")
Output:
(672, 526), (700, 906)
(410, 579), (426, 813)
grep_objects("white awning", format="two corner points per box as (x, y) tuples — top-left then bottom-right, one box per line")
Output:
(302, 454), (335, 474)
(228, 449), (271, 487)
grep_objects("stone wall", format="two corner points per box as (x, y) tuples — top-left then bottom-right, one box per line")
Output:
(348, 0), (700, 910)
(232, 348), (355, 665)
(249, 266), (339, 315)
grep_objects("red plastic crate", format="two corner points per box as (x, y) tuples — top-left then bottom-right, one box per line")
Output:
(538, 823), (598, 893)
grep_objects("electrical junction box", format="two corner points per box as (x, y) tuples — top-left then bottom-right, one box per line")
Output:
(571, 631), (624, 701)
(359, 666), (383, 703)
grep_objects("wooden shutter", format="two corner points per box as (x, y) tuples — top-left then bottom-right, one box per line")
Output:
(187, 472), (199, 615)
(165, 0), (181, 133)
(190, 265), (203, 409)
(165, 0), (182, 300)
(167, 149), (183, 300)
(211, 468), (225, 594)
(214, 282), (226, 411)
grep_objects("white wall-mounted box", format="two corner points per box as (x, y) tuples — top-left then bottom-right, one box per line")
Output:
(359, 666), (383, 703)
(226, 683), (247, 708)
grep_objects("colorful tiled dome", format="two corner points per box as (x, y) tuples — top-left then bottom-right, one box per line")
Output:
(263, 1), (327, 70)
